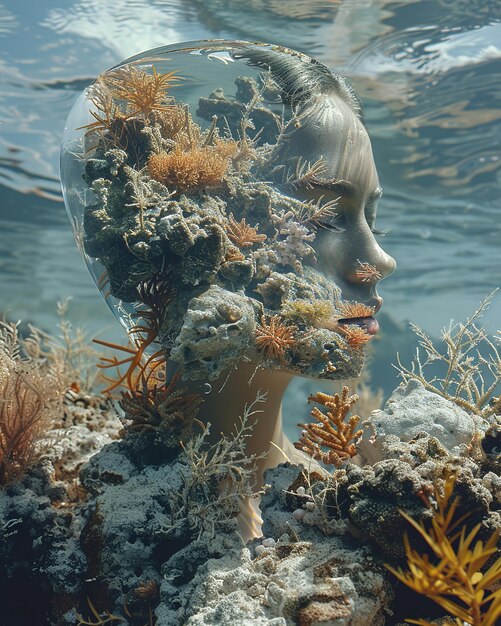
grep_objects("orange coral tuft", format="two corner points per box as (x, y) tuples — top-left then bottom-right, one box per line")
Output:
(225, 214), (267, 248)
(338, 324), (372, 349)
(105, 64), (182, 118)
(147, 142), (237, 194)
(225, 246), (245, 262)
(294, 386), (363, 467)
(93, 276), (174, 393)
(337, 301), (375, 319)
(255, 315), (297, 364)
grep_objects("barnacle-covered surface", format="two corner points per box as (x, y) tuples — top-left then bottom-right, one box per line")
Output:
(61, 41), (377, 382)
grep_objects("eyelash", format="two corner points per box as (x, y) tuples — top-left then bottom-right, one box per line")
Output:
(315, 216), (385, 236)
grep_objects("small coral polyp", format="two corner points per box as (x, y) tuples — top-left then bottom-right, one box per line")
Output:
(61, 40), (374, 381)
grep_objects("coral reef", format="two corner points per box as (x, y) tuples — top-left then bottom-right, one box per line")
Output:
(1, 337), (500, 625)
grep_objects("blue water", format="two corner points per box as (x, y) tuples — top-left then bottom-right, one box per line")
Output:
(1, 0), (500, 410)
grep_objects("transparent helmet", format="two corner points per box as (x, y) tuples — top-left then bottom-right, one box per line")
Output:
(61, 39), (395, 384)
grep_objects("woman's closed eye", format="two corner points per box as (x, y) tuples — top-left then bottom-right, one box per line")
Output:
(315, 216), (345, 232)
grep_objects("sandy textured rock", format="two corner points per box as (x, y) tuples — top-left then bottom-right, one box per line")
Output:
(170, 285), (261, 380)
(358, 379), (482, 464)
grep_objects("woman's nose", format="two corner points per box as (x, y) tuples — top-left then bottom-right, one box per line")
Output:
(345, 245), (396, 286)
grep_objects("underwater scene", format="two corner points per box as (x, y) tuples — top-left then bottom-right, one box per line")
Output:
(1, 2), (500, 626)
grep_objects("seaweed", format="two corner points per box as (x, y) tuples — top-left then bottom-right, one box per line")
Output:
(386, 472), (501, 626)
(395, 294), (501, 417)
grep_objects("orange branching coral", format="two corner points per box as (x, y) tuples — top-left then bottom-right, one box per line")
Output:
(94, 276), (174, 393)
(294, 386), (364, 467)
(105, 64), (182, 118)
(386, 472), (501, 626)
(336, 301), (375, 319)
(355, 261), (382, 283)
(225, 214), (267, 248)
(147, 141), (237, 194)
(255, 315), (297, 363)
(338, 324), (373, 349)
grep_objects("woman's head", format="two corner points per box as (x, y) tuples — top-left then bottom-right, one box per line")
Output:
(62, 40), (395, 384)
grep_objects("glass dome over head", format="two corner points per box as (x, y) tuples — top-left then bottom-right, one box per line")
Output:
(61, 39), (395, 383)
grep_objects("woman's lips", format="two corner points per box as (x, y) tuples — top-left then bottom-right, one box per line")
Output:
(337, 316), (379, 335)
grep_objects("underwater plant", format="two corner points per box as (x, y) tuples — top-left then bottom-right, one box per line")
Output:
(147, 141), (237, 194)
(94, 277), (174, 393)
(119, 370), (201, 443)
(159, 393), (265, 540)
(76, 597), (124, 626)
(255, 314), (297, 363)
(395, 294), (501, 418)
(225, 214), (267, 248)
(386, 472), (501, 626)
(294, 385), (364, 467)
(0, 320), (66, 485)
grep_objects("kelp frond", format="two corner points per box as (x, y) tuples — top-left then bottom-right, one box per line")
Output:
(385, 472), (501, 626)
(294, 385), (364, 467)
(94, 276), (174, 393)
(395, 293), (501, 417)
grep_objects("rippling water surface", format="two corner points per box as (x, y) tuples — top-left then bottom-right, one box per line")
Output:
(1, 1), (500, 396)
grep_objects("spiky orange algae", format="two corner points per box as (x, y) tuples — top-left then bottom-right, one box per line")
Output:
(336, 301), (375, 319)
(82, 65), (181, 144)
(225, 246), (245, 262)
(106, 65), (182, 118)
(226, 214), (267, 248)
(255, 315), (297, 364)
(148, 140), (238, 194)
(338, 324), (372, 349)
(355, 261), (382, 283)
(294, 386), (363, 467)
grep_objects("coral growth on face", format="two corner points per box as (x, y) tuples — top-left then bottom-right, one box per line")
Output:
(255, 314), (297, 364)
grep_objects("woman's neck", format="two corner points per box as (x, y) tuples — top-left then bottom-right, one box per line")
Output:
(171, 361), (293, 482)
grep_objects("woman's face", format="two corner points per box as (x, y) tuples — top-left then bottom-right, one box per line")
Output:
(294, 98), (396, 335)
